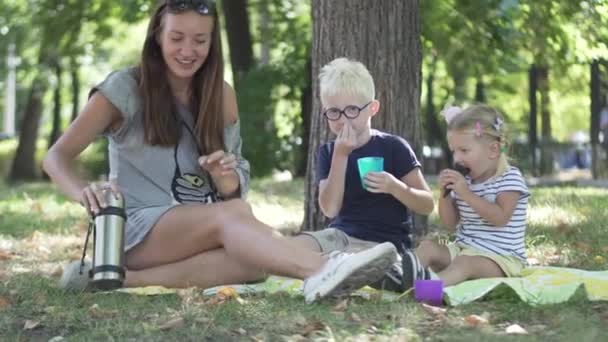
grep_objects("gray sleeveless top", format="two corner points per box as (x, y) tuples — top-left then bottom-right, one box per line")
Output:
(91, 67), (250, 251)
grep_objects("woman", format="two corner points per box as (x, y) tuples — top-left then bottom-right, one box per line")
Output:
(43, 0), (396, 303)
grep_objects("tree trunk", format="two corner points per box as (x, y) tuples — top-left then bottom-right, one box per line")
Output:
(70, 60), (80, 122)
(8, 75), (48, 182)
(537, 66), (553, 175)
(590, 60), (601, 179)
(474, 78), (486, 103)
(304, 0), (422, 235)
(297, 58), (312, 177)
(258, 0), (270, 66)
(221, 0), (254, 86)
(48, 60), (63, 151)
(528, 65), (538, 176)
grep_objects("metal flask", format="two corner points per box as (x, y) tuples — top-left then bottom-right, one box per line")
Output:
(90, 189), (126, 290)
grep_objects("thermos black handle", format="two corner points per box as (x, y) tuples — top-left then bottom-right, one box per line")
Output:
(92, 206), (127, 220)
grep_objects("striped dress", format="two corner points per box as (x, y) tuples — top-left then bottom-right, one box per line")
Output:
(453, 166), (529, 261)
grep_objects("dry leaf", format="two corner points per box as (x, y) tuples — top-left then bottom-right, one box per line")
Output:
(332, 299), (349, 312)
(233, 328), (247, 335)
(464, 314), (489, 327)
(421, 303), (447, 316)
(297, 318), (325, 337)
(594, 255), (605, 263)
(0, 250), (13, 261)
(505, 324), (528, 334)
(0, 296), (10, 310)
(23, 320), (40, 331)
(348, 312), (362, 323)
(158, 317), (185, 330)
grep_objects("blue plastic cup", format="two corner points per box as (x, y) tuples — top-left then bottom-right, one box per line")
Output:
(357, 157), (384, 189)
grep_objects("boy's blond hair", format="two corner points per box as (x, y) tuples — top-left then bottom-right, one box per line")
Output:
(319, 58), (375, 104)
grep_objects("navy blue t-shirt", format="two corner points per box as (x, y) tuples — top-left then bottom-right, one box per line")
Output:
(316, 129), (421, 252)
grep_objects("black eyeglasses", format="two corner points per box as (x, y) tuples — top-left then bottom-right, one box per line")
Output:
(322, 101), (372, 121)
(166, 0), (215, 15)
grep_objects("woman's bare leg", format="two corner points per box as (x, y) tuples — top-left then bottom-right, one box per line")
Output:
(125, 247), (265, 288)
(125, 199), (325, 286)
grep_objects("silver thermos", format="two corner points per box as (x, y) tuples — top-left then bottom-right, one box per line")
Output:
(81, 189), (126, 290)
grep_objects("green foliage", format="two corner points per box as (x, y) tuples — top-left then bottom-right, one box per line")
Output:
(237, 0), (311, 176)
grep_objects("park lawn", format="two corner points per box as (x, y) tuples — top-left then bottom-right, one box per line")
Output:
(0, 178), (607, 341)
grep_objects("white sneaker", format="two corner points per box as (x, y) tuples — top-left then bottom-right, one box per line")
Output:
(59, 260), (91, 292)
(303, 242), (397, 303)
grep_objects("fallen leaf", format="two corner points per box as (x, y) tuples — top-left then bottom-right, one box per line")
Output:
(297, 318), (325, 337)
(158, 317), (185, 331)
(332, 299), (349, 312)
(421, 303), (447, 316)
(594, 255), (605, 263)
(0, 251), (13, 261)
(233, 328), (247, 335)
(0, 296), (10, 310)
(348, 312), (362, 323)
(505, 324), (528, 334)
(23, 320), (41, 331)
(464, 314), (489, 327)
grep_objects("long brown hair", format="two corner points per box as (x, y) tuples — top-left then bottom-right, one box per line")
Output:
(138, 2), (225, 154)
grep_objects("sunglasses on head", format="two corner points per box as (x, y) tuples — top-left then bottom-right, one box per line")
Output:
(166, 0), (215, 15)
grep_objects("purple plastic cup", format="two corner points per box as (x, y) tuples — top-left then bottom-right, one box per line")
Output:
(414, 279), (444, 306)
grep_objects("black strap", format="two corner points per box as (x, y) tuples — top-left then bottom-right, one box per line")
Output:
(89, 265), (125, 278)
(79, 219), (94, 275)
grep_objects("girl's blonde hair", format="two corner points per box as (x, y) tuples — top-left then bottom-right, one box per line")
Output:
(319, 58), (375, 104)
(447, 104), (510, 178)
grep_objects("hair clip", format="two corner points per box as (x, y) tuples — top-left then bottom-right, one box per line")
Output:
(493, 117), (504, 131)
(441, 106), (462, 124)
(475, 121), (482, 137)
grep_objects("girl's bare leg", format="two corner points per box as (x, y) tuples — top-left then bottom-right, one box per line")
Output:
(438, 255), (504, 286)
(415, 240), (451, 273)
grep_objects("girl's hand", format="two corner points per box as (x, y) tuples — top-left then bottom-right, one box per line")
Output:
(363, 171), (398, 195)
(80, 181), (121, 215)
(440, 168), (468, 196)
(199, 150), (237, 179)
(334, 123), (357, 157)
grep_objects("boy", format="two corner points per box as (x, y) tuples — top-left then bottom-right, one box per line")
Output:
(292, 58), (434, 292)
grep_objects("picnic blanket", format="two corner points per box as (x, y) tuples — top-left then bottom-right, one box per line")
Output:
(124, 266), (608, 306)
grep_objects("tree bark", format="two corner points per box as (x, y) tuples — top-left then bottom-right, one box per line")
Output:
(590, 60), (600, 178)
(474, 78), (486, 103)
(221, 0), (254, 86)
(8, 75), (48, 182)
(537, 66), (554, 175)
(297, 58), (312, 177)
(528, 65), (538, 176)
(48, 60), (63, 151)
(70, 60), (80, 122)
(304, 0), (422, 234)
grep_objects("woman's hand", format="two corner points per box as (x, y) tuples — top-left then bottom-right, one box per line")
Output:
(198, 150), (237, 179)
(80, 181), (121, 215)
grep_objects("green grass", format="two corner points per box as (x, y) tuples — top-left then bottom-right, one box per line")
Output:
(1, 178), (607, 341)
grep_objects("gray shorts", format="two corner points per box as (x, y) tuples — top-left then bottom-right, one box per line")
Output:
(300, 228), (378, 253)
